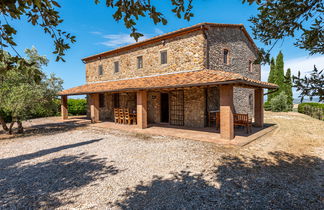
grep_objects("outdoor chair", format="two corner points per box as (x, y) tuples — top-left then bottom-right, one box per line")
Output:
(114, 108), (120, 123)
(124, 108), (136, 125)
(118, 108), (125, 124)
(233, 113), (252, 134)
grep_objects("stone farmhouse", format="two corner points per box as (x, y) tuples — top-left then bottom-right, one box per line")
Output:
(59, 23), (277, 140)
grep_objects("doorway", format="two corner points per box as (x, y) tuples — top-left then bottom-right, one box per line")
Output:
(160, 93), (169, 123)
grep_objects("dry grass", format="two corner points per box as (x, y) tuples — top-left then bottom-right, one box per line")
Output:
(0, 111), (323, 209)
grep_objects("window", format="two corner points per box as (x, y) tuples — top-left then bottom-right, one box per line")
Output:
(160, 50), (167, 64)
(223, 49), (229, 64)
(249, 60), (253, 72)
(249, 94), (253, 111)
(99, 93), (105, 108)
(137, 56), (143, 69)
(98, 65), (103, 75)
(114, 61), (119, 73)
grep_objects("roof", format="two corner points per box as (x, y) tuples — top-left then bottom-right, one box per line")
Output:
(59, 69), (278, 96)
(82, 23), (258, 63)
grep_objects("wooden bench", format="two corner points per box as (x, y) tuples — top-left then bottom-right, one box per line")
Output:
(234, 113), (252, 134)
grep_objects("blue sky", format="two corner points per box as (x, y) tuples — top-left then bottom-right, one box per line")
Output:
(8, 0), (324, 99)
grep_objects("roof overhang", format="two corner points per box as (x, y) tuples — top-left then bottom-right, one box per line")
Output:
(59, 69), (278, 96)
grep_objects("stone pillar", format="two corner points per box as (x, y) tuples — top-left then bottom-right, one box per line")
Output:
(90, 93), (100, 123)
(220, 85), (234, 140)
(254, 88), (264, 127)
(61, 95), (68, 120)
(137, 90), (148, 129)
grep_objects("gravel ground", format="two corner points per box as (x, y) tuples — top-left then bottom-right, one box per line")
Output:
(0, 112), (323, 209)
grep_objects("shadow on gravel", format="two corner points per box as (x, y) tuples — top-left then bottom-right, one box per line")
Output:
(0, 139), (120, 209)
(0, 120), (89, 140)
(114, 152), (323, 209)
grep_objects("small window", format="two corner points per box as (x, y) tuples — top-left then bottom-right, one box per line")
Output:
(98, 65), (103, 75)
(249, 60), (253, 72)
(137, 56), (143, 69)
(249, 94), (253, 111)
(223, 49), (229, 64)
(114, 61), (119, 73)
(160, 50), (167, 64)
(99, 93), (105, 108)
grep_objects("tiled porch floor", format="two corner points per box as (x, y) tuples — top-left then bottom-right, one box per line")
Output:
(58, 116), (277, 146)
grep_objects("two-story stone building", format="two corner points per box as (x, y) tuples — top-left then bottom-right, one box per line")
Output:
(59, 23), (277, 140)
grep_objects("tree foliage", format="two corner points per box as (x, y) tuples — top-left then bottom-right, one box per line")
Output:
(275, 51), (285, 95)
(271, 92), (288, 112)
(0, 0), (193, 68)
(0, 48), (63, 134)
(293, 65), (324, 102)
(267, 57), (276, 102)
(284, 68), (294, 109)
(244, 0), (324, 55)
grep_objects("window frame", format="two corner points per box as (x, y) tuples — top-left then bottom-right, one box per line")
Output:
(160, 50), (168, 65)
(98, 64), (103, 76)
(114, 61), (119, 73)
(137, 56), (143, 69)
(223, 49), (229, 65)
(248, 60), (253, 72)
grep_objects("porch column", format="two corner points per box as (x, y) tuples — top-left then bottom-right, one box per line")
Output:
(220, 85), (234, 140)
(254, 88), (264, 127)
(89, 93), (99, 123)
(61, 95), (68, 120)
(137, 90), (148, 129)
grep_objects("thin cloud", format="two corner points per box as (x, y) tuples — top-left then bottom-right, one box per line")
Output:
(96, 28), (164, 48)
(90, 31), (102, 35)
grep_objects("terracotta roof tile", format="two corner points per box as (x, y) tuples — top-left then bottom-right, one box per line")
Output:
(59, 69), (278, 96)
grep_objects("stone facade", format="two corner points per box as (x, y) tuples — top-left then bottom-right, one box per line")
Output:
(206, 27), (261, 118)
(85, 31), (205, 83)
(86, 25), (261, 126)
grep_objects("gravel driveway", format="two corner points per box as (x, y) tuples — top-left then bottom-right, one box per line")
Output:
(0, 112), (323, 209)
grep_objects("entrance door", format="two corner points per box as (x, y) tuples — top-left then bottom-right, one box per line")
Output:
(160, 93), (169, 123)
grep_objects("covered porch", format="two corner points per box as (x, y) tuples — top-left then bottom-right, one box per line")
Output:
(59, 69), (277, 140)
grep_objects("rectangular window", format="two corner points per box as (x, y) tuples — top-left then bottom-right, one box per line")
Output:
(137, 56), (143, 69)
(249, 60), (253, 72)
(99, 93), (105, 108)
(98, 65), (103, 75)
(249, 94), (253, 111)
(223, 49), (229, 64)
(114, 61), (119, 73)
(160, 50), (167, 64)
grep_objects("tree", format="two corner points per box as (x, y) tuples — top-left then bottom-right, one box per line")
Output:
(271, 92), (288, 112)
(293, 66), (324, 102)
(284, 68), (294, 110)
(244, 0), (324, 55)
(0, 48), (63, 134)
(274, 51), (285, 96)
(0, 0), (193, 67)
(267, 57), (276, 102)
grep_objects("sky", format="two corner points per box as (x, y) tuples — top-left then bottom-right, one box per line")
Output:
(7, 0), (324, 100)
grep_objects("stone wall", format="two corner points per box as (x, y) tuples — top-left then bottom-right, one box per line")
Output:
(85, 31), (205, 83)
(184, 87), (206, 128)
(206, 27), (260, 118)
(148, 91), (161, 124)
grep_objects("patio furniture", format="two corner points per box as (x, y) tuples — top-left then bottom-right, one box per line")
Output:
(233, 113), (252, 134)
(124, 108), (136, 125)
(119, 108), (125, 124)
(114, 108), (119, 123)
(208, 110), (220, 129)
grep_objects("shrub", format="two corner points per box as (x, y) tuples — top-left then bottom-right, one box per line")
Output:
(67, 99), (87, 115)
(298, 102), (324, 120)
(270, 92), (288, 112)
(298, 102), (324, 113)
(264, 101), (272, 111)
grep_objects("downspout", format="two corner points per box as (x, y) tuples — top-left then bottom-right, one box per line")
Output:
(201, 25), (210, 69)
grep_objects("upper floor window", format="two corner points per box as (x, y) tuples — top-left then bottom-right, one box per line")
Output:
(114, 61), (119, 73)
(249, 60), (253, 72)
(98, 64), (103, 76)
(223, 49), (229, 64)
(99, 93), (105, 108)
(137, 56), (143, 69)
(160, 50), (167, 64)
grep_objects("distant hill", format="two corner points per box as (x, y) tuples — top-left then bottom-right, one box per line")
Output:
(293, 97), (321, 104)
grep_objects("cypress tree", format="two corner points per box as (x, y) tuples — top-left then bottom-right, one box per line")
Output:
(284, 68), (293, 110)
(274, 51), (285, 96)
(267, 57), (276, 102)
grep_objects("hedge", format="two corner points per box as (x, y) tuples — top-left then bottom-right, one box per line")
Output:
(298, 102), (324, 120)
(67, 99), (87, 115)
